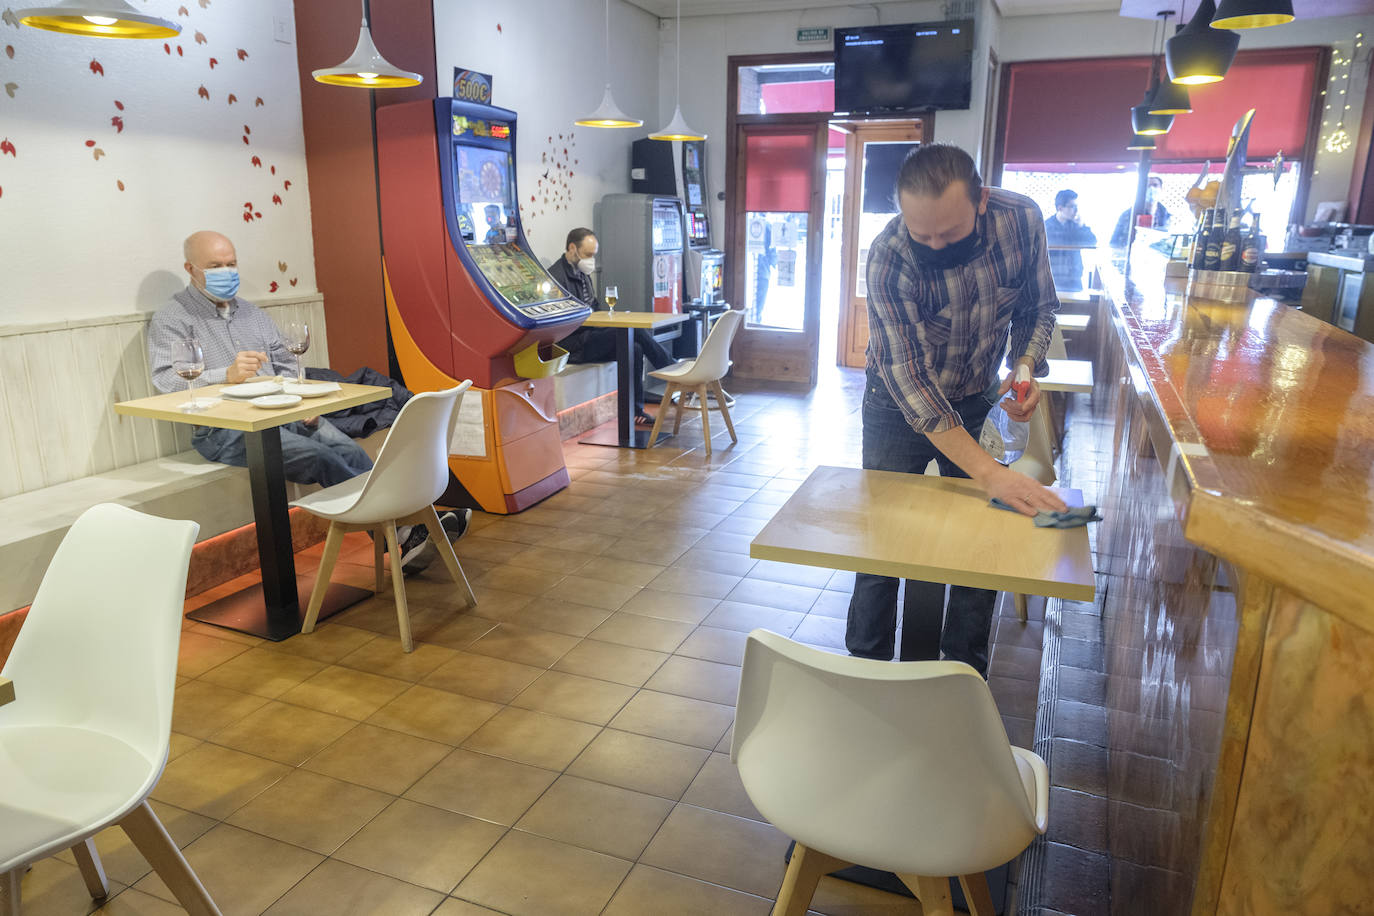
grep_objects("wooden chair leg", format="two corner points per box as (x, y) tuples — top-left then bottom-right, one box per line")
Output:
(1014, 592), (1028, 623)
(647, 382), (673, 446)
(301, 522), (345, 634)
(958, 872), (997, 916)
(71, 837), (109, 900)
(1, 868), (20, 916)
(771, 843), (848, 916)
(672, 383), (688, 434)
(712, 380), (737, 442)
(119, 801), (222, 916)
(382, 521), (414, 652)
(697, 384), (712, 457)
(419, 504), (476, 609)
(897, 874), (953, 916)
(373, 525), (387, 593)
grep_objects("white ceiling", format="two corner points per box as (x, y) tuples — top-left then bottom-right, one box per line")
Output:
(623, 0), (1374, 20)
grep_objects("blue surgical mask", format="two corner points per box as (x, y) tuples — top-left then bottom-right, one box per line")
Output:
(202, 267), (240, 301)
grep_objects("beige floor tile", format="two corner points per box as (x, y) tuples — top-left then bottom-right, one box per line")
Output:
(263, 859), (444, 915)
(303, 722), (451, 795)
(747, 559), (836, 589)
(645, 655), (742, 706)
(333, 798), (505, 893)
(412, 612), (504, 651)
(645, 565), (743, 600)
(676, 626), (750, 666)
(199, 647), (327, 698)
(505, 544), (595, 575)
(725, 578), (822, 613)
(19, 857), (127, 916)
(466, 622), (581, 668)
(261, 622), (377, 663)
(466, 520), (554, 547)
(78, 801), (215, 888)
(715, 511), (772, 533)
(681, 753), (767, 822)
(610, 689), (735, 750)
(461, 706), (601, 770)
(451, 586), (535, 622)
(133, 823), (322, 914)
(209, 700), (355, 766)
(531, 527), (621, 554)
(432, 898), (509, 915)
(176, 630), (250, 679)
(618, 589), (720, 625)
(602, 864), (773, 916)
(791, 614), (848, 650)
(574, 555), (667, 588)
(335, 637), (460, 682)
(698, 531), (756, 554)
(547, 574), (640, 611)
(672, 545), (759, 577)
(474, 563), (565, 596)
(640, 803), (792, 899)
(553, 638), (669, 687)
(277, 664), (410, 720)
(510, 670), (636, 725)
(514, 774), (673, 860)
(366, 683), (503, 745)
(170, 680), (270, 740)
(404, 747), (558, 825)
(809, 590), (852, 619)
(599, 535), (694, 565)
(456, 535), (530, 564)
(703, 601), (805, 637)
(511, 597), (613, 637)
(150, 742), (289, 820)
(453, 829), (631, 916)
(422, 650), (545, 703)
(167, 732), (202, 762)
(94, 888), (186, 914)
(225, 768), (391, 854)
(567, 728), (710, 799)
(589, 612), (695, 653)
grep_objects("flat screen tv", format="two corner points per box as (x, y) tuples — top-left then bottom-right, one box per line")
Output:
(834, 20), (974, 115)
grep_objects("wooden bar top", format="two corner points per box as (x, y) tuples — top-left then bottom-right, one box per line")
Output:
(750, 466), (1095, 602)
(582, 311), (691, 329)
(115, 382), (391, 433)
(1103, 252), (1374, 618)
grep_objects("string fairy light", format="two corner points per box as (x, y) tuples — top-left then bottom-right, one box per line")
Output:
(1323, 33), (1362, 154)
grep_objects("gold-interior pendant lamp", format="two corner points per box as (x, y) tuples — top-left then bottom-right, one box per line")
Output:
(576, 0), (642, 127)
(17, 0), (178, 39)
(1211, 0), (1295, 29)
(649, 0), (706, 141)
(312, 0), (422, 88)
(1131, 14), (1176, 137)
(1128, 132), (1159, 151)
(1166, 0), (1240, 85)
(1147, 11), (1193, 114)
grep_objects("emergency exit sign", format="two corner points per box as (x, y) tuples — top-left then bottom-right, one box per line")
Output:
(796, 27), (831, 43)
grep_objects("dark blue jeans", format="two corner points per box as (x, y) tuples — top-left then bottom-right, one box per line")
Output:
(846, 371), (999, 674)
(192, 417), (373, 488)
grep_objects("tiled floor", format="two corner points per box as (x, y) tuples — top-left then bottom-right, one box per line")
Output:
(17, 370), (1051, 916)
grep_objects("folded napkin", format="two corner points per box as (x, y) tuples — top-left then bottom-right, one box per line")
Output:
(989, 498), (1103, 528)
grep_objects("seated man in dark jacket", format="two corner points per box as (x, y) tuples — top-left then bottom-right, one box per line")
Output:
(551, 227), (675, 425)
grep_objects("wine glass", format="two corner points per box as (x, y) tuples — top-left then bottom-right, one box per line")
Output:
(173, 337), (205, 412)
(604, 285), (619, 314)
(282, 321), (310, 383)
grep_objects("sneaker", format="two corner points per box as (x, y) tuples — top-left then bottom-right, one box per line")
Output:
(399, 524), (436, 576)
(438, 508), (472, 543)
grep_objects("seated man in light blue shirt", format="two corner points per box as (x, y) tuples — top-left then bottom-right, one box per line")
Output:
(149, 230), (462, 573)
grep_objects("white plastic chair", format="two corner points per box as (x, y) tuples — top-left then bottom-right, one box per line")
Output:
(731, 629), (1049, 916)
(0, 504), (220, 915)
(292, 382), (476, 652)
(647, 309), (744, 457)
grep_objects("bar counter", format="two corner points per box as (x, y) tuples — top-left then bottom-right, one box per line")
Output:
(1068, 249), (1374, 915)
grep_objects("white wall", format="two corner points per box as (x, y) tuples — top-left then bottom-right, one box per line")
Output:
(999, 12), (1374, 221)
(432, 0), (661, 263)
(0, 0), (317, 325)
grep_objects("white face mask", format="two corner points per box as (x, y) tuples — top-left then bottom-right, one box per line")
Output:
(576, 257), (596, 276)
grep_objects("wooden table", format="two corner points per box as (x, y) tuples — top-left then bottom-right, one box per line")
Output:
(0, 677), (12, 707)
(578, 311), (692, 449)
(115, 382), (391, 640)
(750, 466), (1095, 602)
(1040, 358), (1094, 393)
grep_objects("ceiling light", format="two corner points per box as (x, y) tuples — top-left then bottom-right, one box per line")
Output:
(1128, 132), (1158, 151)
(312, 0), (421, 89)
(1167, 0), (1240, 85)
(1211, 0), (1295, 29)
(649, 0), (706, 142)
(18, 0), (179, 38)
(1147, 79), (1193, 114)
(575, 0), (641, 128)
(1132, 95), (1175, 135)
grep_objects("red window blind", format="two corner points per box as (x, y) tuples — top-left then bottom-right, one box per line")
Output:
(1002, 47), (1322, 165)
(744, 132), (815, 212)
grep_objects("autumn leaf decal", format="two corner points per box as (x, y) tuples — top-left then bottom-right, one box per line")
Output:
(3, 82), (15, 98)
(277, 261), (287, 273)
(92, 148), (105, 160)
(4, 45), (13, 58)
(250, 155), (261, 167)
(271, 194), (281, 205)
(2, 9), (20, 28)
(114, 100), (124, 110)
(283, 180), (291, 190)
(117, 179), (125, 190)
(208, 57), (217, 68)
(254, 97), (264, 107)
(269, 281), (278, 292)
(197, 85), (209, 100)
(227, 93), (237, 104)
(111, 115), (123, 132)
(236, 48), (248, 60)
(89, 60), (105, 76)
(0, 138), (15, 157)
(194, 30), (205, 44)
(177, 4), (187, 14)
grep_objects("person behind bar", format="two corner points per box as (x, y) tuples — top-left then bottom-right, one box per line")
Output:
(1044, 189), (1097, 292)
(1110, 174), (1171, 249)
(148, 230), (463, 574)
(550, 227), (677, 426)
(850, 144), (1066, 675)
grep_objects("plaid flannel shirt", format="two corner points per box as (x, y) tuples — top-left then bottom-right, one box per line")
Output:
(865, 188), (1058, 434)
(148, 285), (298, 392)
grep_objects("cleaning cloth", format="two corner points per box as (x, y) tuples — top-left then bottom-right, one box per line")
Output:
(989, 498), (1103, 528)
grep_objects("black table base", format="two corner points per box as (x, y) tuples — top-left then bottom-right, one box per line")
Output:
(187, 577), (372, 641)
(579, 425), (671, 449)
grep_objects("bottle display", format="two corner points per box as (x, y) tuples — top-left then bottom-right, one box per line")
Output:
(1219, 211), (1243, 271)
(1204, 208), (1225, 270)
(1192, 209), (1214, 270)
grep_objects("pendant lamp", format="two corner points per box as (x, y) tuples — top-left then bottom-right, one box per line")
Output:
(18, 0), (179, 38)
(576, 0), (642, 127)
(1147, 79), (1193, 114)
(1132, 95), (1174, 135)
(1167, 0), (1240, 85)
(1128, 132), (1158, 151)
(1211, 0), (1295, 29)
(312, 0), (422, 89)
(649, 0), (706, 141)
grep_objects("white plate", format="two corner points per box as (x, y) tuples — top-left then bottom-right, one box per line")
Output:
(249, 394), (303, 409)
(282, 380), (341, 398)
(221, 380), (282, 398)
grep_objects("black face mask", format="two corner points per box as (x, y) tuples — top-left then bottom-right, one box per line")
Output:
(909, 225), (982, 270)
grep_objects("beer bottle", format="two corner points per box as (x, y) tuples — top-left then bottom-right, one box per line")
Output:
(1240, 219), (1263, 273)
(1204, 208), (1225, 270)
(1191, 209), (1214, 270)
(1219, 211), (1243, 271)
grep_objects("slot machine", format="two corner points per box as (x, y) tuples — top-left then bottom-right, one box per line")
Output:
(377, 98), (590, 514)
(631, 138), (725, 308)
(594, 193), (686, 315)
